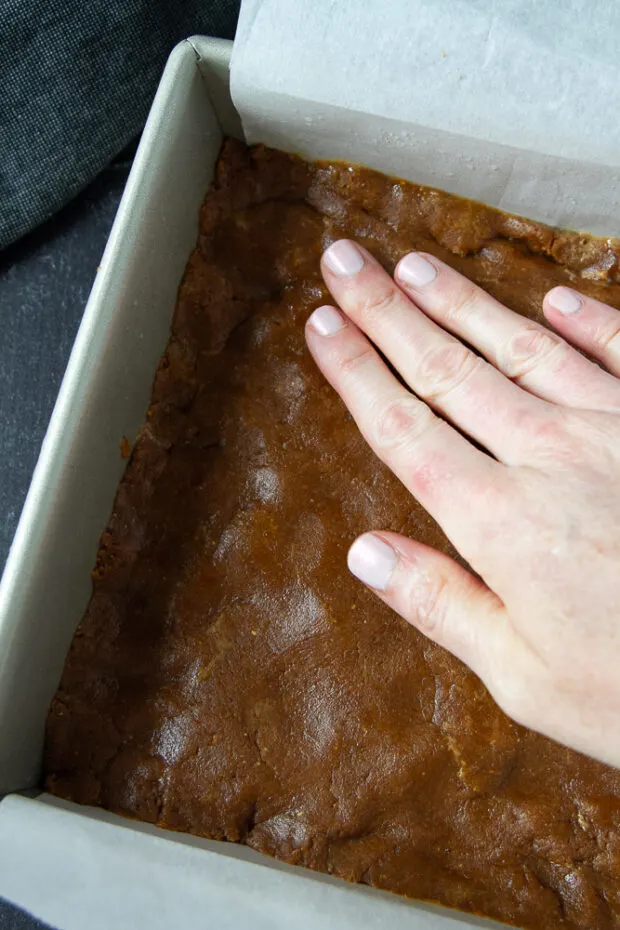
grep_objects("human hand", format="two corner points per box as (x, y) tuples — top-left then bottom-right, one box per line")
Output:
(305, 239), (620, 769)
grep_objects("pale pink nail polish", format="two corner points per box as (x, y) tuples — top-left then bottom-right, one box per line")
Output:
(547, 286), (582, 315)
(308, 305), (346, 336)
(347, 534), (398, 592)
(397, 253), (437, 287)
(323, 240), (365, 277)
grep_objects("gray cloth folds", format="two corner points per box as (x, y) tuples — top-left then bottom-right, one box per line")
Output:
(0, 0), (240, 249)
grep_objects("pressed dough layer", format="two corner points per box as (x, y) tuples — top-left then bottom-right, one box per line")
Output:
(45, 141), (620, 930)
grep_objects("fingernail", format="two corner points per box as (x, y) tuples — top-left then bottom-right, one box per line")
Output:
(397, 253), (437, 287)
(307, 305), (346, 336)
(323, 240), (365, 277)
(347, 534), (399, 592)
(547, 286), (582, 315)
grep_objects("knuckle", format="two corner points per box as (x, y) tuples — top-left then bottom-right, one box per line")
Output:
(597, 322), (620, 356)
(407, 570), (448, 637)
(374, 396), (436, 450)
(337, 341), (375, 378)
(356, 284), (402, 328)
(417, 341), (481, 401)
(501, 327), (564, 382)
(444, 282), (480, 325)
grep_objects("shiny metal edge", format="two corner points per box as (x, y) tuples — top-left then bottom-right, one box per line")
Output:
(0, 36), (234, 794)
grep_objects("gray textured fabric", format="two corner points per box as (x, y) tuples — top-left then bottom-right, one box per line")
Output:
(0, 0), (240, 249)
(0, 151), (133, 575)
(0, 899), (54, 930)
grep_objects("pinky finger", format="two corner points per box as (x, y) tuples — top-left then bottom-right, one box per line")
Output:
(544, 286), (620, 377)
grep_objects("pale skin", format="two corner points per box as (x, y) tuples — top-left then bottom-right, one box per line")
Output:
(304, 239), (620, 770)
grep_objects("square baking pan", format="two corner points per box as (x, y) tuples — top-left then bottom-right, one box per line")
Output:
(0, 36), (504, 929)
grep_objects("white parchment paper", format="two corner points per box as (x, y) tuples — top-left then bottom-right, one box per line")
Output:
(231, 0), (620, 235)
(0, 795), (497, 929)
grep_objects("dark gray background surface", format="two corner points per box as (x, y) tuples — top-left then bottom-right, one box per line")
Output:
(0, 146), (135, 575)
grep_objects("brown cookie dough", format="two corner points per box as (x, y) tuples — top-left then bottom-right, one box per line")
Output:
(45, 140), (620, 930)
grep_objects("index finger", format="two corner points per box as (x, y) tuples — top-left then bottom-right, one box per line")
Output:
(305, 303), (507, 564)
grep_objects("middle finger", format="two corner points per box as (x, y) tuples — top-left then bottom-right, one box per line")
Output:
(321, 240), (552, 465)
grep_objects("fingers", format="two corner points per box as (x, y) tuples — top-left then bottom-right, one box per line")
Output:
(346, 531), (515, 684)
(320, 240), (552, 465)
(305, 305), (504, 558)
(544, 286), (620, 380)
(393, 251), (620, 414)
